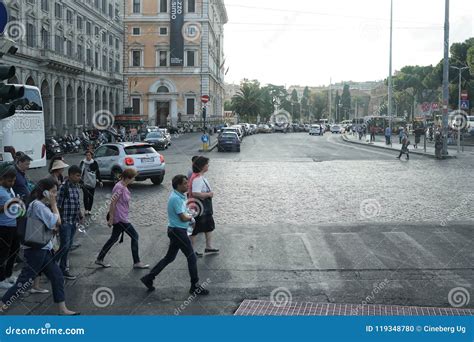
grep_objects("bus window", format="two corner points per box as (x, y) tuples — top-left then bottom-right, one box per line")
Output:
(10, 87), (43, 111)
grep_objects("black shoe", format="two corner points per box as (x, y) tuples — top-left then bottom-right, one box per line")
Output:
(204, 248), (220, 254)
(195, 252), (203, 257)
(70, 243), (81, 251)
(140, 276), (155, 292)
(396, 156), (400, 159)
(189, 284), (210, 296)
(63, 271), (77, 280)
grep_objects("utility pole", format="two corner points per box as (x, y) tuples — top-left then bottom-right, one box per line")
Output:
(451, 65), (469, 153)
(441, 0), (450, 157)
(388, 0), (393, 132)
(328, 78), (332, 123)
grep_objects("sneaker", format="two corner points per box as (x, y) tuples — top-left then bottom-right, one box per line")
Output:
(6, 276), (17, 284)
(29, 288), (50, 294)
(140, 276), (155, 292)
(70, 243), (81, 251)
(189, 284), (210, 296)
(95, 260), (111, 268)
(204, 248), (220, 254)
(62, 272), (77, 281)
(195, 252), (203, 257)
(0, 281), (13, 289)
(133, 263), (150, 269)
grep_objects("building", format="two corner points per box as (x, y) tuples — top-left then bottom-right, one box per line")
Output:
(224, 82), (240, 104)
(2, 0), (124, 136)
(124, 0), (228, 128)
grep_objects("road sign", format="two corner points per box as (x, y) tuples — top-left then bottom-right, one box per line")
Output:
(460, 100), (469, 110)
(431, 103), (439, 111)
(0, 2), (8, 34)
(421, 102), (430, 112)
(201, 95), (210, 103)
(201, 134), (209, 143)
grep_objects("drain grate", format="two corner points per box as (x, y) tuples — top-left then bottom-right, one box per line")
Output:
(234, 300), (474, 316)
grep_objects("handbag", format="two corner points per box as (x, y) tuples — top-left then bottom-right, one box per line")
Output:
(82, 163), (97, 189)
(17, 201), (53, 249)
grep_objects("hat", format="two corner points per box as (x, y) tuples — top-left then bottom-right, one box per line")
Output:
(50, 160), (69, 171)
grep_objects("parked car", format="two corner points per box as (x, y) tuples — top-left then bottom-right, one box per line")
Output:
(217, 132), (241, 152)
(330, 125), (342, 134)
(249, 124), (258, 134)
(94, 142), (165, 185)
(304, 124), (310, 132)
(222, 127), (243, 141)
(159, 128), (172, 146)
(274, 122), (289, 133)
(309, 125), (322, 136)
(144, 131), (168, 150)
(230, 126), (245, 140)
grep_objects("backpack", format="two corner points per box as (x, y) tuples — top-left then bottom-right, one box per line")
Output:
(82, 162), (97, 189)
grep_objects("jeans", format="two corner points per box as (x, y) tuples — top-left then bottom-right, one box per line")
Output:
(0, 227), (19, 281)
(370, 133), (375, 142)
(385, 136), (391, 145)
(145, 228), (198, 285)
(83, 187), (95, 211)
(55, 223), (76, 273)
(2, 249), (65, 304)
(97, 222), (140, 264)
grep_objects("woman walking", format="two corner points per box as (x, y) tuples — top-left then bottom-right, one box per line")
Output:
(95, 168), (149, 269)
(48, 156), (68, 186)
(0, 178), (79, 315)
(188, 156), (219, 257)
(80, 151), (103, 215)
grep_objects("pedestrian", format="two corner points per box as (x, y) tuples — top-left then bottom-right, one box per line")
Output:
(13, 152), (33, 201)
(435, 131), (443, 159)
(414, 129), (422, 149)
(79, 151), (103, 216)
(55, 165), (83, 280)
(188, 156), (219, 257)
(384, 126), (392, 145)
(398, 127), (405, 144)
(49, 156), (68, 187)
(0, 166), (19, 290)
(140, 175), (209, 295)
(95, 168), (149, 269)
(187, 156), (199, 180)
(370, 125), (376, 142)
(0, 178), (79, 315)
(397, 132), (410, 160)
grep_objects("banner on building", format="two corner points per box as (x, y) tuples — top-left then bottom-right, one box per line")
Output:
(170, 0), (184, 66)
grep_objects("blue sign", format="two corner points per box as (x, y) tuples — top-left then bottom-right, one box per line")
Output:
(0, 2), (8, 34)
(460, 100), (469, 110)
(201, 134), (209, 143)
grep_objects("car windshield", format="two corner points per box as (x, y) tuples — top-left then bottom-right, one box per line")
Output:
(146, 132), (163, 139)
(124, 145), (156, 155)
(221, 133), (237, 138)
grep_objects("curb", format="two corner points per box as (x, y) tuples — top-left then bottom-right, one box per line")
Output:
(198, 141), (218, 153)
(341, 135), (456, 159)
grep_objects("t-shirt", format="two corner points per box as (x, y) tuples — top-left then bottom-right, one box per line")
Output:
(168, 190), (188, 229)
(192, 175), (212, 194)
(0, 186), (17, 227)
(112, 181), (131, 224)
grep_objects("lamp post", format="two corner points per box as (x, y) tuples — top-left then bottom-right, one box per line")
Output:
(450, 65), (469, 153)
(388, 0), (394, 132)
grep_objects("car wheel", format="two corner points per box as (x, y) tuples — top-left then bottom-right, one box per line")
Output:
(112, 168), (122, 184)
(151, 175), (164, 185)
(236, 147), (241, 152)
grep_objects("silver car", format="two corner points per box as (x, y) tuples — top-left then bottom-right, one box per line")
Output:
(94, 142), (166, 185)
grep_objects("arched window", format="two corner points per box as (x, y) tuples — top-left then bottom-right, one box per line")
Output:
(157, 86), (169, 93)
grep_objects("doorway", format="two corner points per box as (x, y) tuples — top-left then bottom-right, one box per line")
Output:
(156, 101), (170, 127)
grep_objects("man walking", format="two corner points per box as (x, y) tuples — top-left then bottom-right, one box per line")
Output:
(140, 175), (209, 295)
(384, 126), (392, 145)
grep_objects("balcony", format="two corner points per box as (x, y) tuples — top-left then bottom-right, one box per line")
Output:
(39, 49), (84, 75)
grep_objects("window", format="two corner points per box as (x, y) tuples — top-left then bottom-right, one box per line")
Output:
(66, 40), (73, 56)
(95, 26), (100, 38)
(115, 38), (119, 49)
(115, 8), (120, 20)
(109, 4), (113, 17)
(41, 28), (49, 49)
(95, 51), (99, 68)
(66, 10), (73, 24)
(26, 23), (36, 47)
(55, 35), (64, 54)
(102, 32), (107, 43)
(115, 59), (120, 72)
(102, 54), (107, 71)
(132, 98), (141, 114)
(102, 0), (107, 14)
(159, 0), (167, 13)
(186, 50), (195, 67)
(54, 3), (62, 18)
(132, 27), (140, 36)
(94, 0), (99, 9)
(132, 0), (140, 13)
(77, 44), (84, 61)
(41, 0), (49, 12)
(188, 0), (195, 13)
(158, 51), (167, 67)
(109, 57), (113, 71)
(86, 48), (92, 65)
(77, 16), (83, 30)
(109, 35), (113, 46)
(186, 98), (195, 115)
(131, 50), (141, 67)
(86, 21), (92, 35)
(159, 27), (167, 35)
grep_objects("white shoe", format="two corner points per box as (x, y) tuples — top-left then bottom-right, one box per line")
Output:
(0, 281), (13, 289)
(29, 288), (50, 294)
(6, 276), (17, 284)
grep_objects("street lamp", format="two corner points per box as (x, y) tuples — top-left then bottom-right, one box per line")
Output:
(337, 102), (342, 123)
(450, 65), (469, 153)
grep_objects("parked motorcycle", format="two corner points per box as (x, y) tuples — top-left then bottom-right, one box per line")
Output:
(46, 138), (63, 159)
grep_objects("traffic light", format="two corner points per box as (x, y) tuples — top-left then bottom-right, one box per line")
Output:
(0, 65), (24, 120)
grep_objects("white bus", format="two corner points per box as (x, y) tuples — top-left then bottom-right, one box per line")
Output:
(0, 85), (46, 168)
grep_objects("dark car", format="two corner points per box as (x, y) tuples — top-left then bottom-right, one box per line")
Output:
(217, 132), (241, 152)
(144, 131), (168, 150)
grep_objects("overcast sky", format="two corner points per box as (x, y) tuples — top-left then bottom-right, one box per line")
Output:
(223, 0), (473, 87)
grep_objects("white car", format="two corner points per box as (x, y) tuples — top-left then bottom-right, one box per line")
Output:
(309, 125), (322, 135)
(222, 127), (243, 141)
(330, 125), (342, 134)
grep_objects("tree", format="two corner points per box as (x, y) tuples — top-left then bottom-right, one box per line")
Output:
(301, 87), (310, 122)
(224, 100), (232, 111)
(334, 91), (340, 122)
(310, 91), (328, 121)
(341, 84), (351, 120)
(290, 89), (300, 120)
(231, 80), (263, 123)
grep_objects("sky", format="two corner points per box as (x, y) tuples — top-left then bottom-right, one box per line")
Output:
(223, 0), (474, 87)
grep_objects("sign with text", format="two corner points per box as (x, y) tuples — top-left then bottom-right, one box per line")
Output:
(170, 0), (184, 66)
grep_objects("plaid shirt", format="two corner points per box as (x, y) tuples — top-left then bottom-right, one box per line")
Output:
(57, 179), (81, 224)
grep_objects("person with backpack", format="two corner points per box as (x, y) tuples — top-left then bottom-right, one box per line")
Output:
(397, 131), (410, 160)
(55, 166), (83, 280)
(0, 177), (79, 315)
(79, 151), (103, 216)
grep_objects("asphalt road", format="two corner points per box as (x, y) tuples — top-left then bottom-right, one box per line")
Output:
(5, 132), (473, 315)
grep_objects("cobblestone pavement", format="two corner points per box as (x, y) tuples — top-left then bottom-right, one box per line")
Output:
(4, 132), (473, 315)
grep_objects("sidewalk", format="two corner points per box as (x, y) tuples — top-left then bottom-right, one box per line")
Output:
(342, 133), (456, 159)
